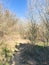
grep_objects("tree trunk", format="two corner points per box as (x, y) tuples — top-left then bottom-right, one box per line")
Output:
(47, 39), (48, 46)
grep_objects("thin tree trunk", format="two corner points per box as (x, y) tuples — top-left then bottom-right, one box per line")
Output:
(47, 39), (48, 46)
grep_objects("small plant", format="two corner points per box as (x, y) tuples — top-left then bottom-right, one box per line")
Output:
(1, 45), (12, 65)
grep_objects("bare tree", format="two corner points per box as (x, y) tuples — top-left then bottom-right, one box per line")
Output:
(38, 0), (49, 46)
(26, 0), (37, 44)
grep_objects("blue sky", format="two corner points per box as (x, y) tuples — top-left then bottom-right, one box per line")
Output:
(0, 0), (46, 22)
(0, 0), (27, 18)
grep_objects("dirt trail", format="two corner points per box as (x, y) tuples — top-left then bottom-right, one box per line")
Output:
(12, 47), (26, 65)
(12, 49), (22, 65)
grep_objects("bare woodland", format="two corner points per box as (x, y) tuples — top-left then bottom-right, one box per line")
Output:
(0, 0), (49, 65)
